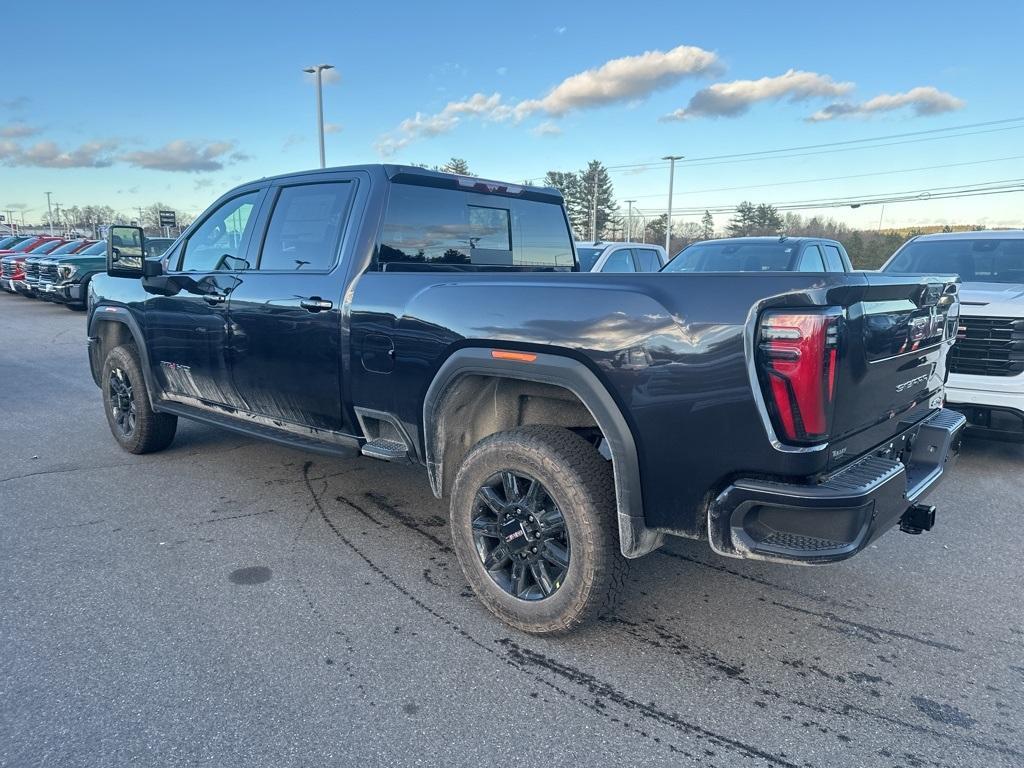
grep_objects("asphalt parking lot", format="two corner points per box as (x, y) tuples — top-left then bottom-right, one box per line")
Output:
(1, 294), (1021, 768)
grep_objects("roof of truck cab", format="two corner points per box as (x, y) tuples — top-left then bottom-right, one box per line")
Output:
(247, 163), (563, 202)
(694, 236), (841, 245)
(909, 229), (1024, 241)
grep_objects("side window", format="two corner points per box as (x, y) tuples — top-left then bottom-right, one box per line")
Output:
(259, 182), (355, 271)
(796, 245), (826, 272)
(179, 191), (261, 271)
(377, 184), (574, 271)
(634, 248), (662, 272)
(510, 198), (574, 269)
(822, 244), (846, 272)
(601, 249), (636, 273)
(378, 185), (470, 269)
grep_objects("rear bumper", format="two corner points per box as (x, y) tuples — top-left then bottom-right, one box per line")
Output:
(708, 408), (966, 564)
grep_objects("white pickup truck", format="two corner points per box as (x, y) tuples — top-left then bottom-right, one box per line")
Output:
(883, 230), (1024, 441)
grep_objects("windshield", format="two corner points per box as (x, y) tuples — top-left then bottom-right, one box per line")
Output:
(576, 246), (606, 271)
(79, 241), (107, 256)
(885, 238), (1024, 284)
(28, 240), (62, 254)
(49, 240), (87, 255)
(11, 239), (47, 253)
(664, 240), (800, 272)
(0, 236), (25, 249)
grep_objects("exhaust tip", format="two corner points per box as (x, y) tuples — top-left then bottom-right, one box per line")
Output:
(900, 504), (936, 535)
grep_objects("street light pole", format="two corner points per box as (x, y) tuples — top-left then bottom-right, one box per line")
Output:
(45, 192), (53, 235)
(624, 199), (636, 241)
(662, 155), (683, 254)
(303, 64), (335, 169)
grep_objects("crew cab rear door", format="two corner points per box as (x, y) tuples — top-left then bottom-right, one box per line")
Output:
(225, 171), (366, 434)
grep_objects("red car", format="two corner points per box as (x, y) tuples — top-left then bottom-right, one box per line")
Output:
(1, 238), (66, 292)
(0, 235), (61, 256)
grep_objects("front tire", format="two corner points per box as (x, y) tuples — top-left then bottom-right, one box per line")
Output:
(101, 344), (177, 454)
(450, 425), (628, 634)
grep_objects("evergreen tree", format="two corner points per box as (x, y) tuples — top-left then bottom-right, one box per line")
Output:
(578, 160), (616, 240)
(727, 201), (758, 236)
(754, 203), (785, 235)
(438, 157), (472, 175)
(544, 171), (588, 237)
(700, 210), (714, 240)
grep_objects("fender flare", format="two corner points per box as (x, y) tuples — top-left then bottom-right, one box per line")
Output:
(87, 306), (158, 407)
(422, 347), (663, 558)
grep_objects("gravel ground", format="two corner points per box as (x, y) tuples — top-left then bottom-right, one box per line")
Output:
(1, 294), (1021, 767)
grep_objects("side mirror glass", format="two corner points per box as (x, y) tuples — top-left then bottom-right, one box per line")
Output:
(107, 225), (145, 277)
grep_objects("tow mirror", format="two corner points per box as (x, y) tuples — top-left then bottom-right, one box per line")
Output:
(107, 225), (145, 278)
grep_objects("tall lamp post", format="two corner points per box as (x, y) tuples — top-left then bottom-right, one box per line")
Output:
(45, 192), (54, 235)
(303, 64), (334, 168)
(662, 155), (683, 254)
(624, 199), (636, 242)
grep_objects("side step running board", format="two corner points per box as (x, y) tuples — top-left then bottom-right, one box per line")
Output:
(361, 438), (411, 462)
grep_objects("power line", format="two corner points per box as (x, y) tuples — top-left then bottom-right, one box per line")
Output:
(632, 179), (1024, 217)
(624, 154), (1024, 199)
(524, 116), (1024, 182)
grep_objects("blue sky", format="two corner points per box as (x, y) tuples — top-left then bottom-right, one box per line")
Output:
(2, 0), (1022, 230)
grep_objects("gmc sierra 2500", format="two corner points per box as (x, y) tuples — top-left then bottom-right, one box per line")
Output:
(87, 165), (965, 633)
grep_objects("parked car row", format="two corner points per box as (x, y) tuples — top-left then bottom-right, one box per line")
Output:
(0, 234), (174, 309)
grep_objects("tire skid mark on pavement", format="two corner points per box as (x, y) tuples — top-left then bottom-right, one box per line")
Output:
(767, 600), (963, 653)
(497, 638), (801, 768)
(361, 491), (453, 554)
(612, 586), (1016, 762)
(657, 547), (868, 613)
(301, 461), (799, 767)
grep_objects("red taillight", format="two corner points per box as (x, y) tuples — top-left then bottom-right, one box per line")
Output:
(758, 310), (841, 444)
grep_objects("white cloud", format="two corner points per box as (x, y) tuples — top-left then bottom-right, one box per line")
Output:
(532, 121), (562, 137)
(806, 86), (965, 122)
(122, 140), (242, 172)
(662, 69), (853, 120)
(0, 122), (40, 139)
(515, 44), (719, 119)
(0, 139), (118, 168)
(555, 26), (567, 35)
(375, 44), (719, 155)
(496, 66), (508, 76)
(375, 92), (508, 155)
(324, 122), (342, 134)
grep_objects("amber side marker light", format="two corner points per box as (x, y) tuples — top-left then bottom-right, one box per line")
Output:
(491, 349), (537, 363)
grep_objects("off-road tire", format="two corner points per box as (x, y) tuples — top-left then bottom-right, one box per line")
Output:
(450, 425), (628, 634)
(101, 343), (177, 454)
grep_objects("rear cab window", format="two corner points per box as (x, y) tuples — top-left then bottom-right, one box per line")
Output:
(376, 183), (575, 272)
(634, 248), (662, 272)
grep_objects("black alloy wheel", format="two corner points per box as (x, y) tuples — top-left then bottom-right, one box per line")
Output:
(472, 470), (571, 601)
(107, 366), (137, 437)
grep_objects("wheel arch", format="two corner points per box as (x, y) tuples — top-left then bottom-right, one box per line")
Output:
(423, 347), (662, 558)
(88, 307), (158, 406)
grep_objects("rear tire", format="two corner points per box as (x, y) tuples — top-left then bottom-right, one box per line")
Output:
(450, 425), (628, 634)
(101, 344), (177, 454)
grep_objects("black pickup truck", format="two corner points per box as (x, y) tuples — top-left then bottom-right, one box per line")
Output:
(87, 165), (965, 633)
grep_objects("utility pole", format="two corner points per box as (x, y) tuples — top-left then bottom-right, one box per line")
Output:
(303, 64), (335, 169)
(4, 210), (15, 235)
(45, 192), (53, 235)
(54, 203), (62, 235)
(590, 172), (599, 242)
(624, 200), (636, 242)
(662, 155), (683, 254)
(137, 207), (146, 229)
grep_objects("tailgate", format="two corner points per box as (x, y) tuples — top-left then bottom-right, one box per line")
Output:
(826, 273), (959, 468)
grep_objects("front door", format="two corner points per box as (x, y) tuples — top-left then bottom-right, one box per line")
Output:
(146, 189), (264, 409)
(226, 176), (361, 434)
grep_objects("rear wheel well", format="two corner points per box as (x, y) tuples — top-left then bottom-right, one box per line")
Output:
(432, 374), (603, 498)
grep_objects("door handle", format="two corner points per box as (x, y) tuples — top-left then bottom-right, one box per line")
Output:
(204, 292), (227, 305)
(300, 297), (333, 312)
